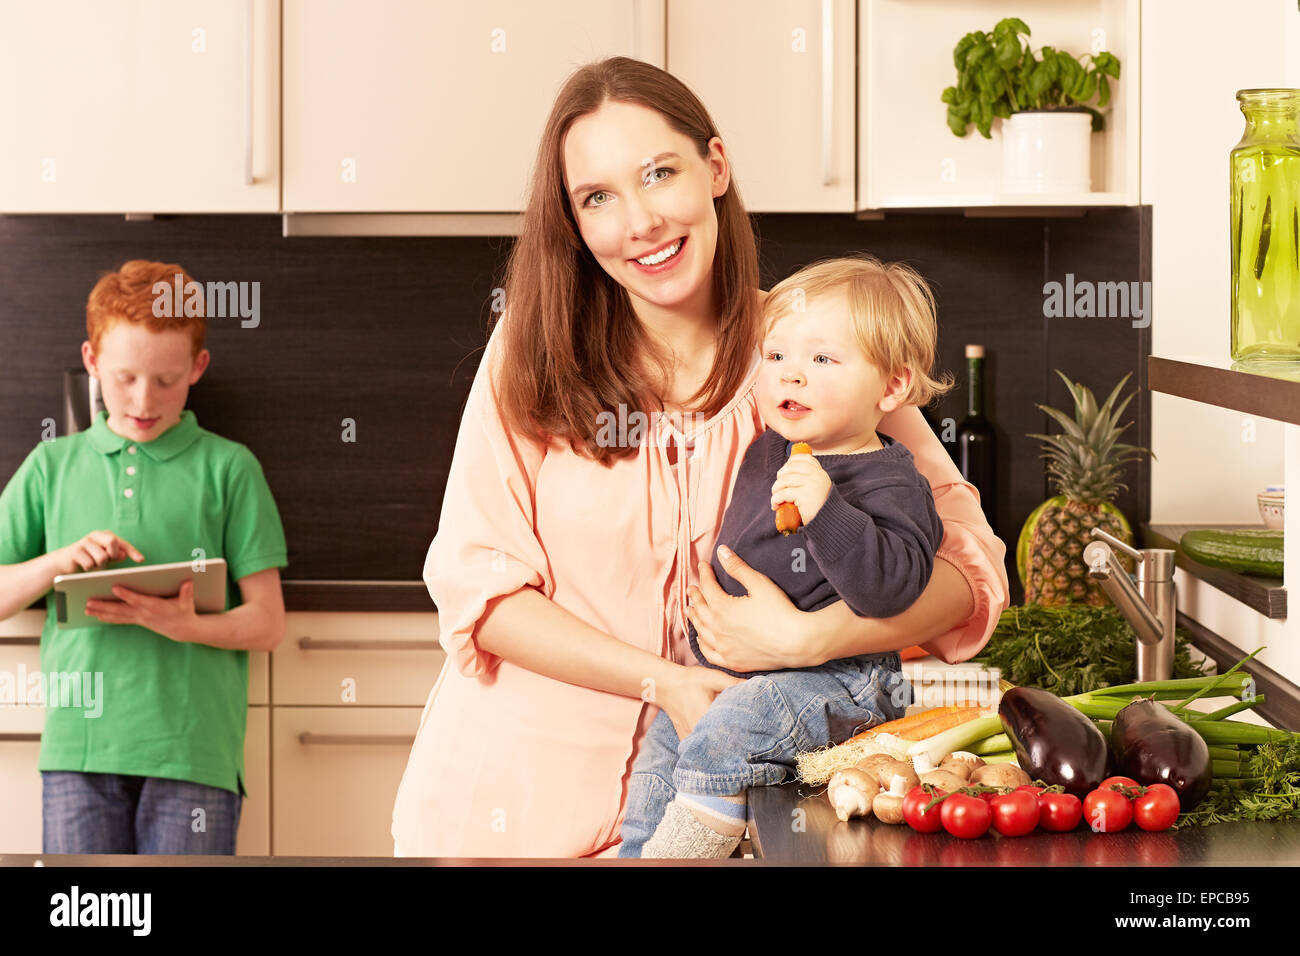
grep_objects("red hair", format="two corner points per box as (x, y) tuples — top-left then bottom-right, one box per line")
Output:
(86, 259), (206, 357)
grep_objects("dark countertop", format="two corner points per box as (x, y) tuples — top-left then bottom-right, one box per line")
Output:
(748, 781), (1300, 865)
(7, 782), (1298, 865)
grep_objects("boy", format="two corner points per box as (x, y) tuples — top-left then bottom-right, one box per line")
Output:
(0, 259), (287, 855)
(618, 255), (955, 858)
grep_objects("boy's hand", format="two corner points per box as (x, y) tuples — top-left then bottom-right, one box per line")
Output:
(54, 531), (145, 577)
(770, 453), (832, 525)
(85, 579), (199, 643)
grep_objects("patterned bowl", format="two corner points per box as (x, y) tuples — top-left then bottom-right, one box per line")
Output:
(1257, 491), (1285, 530)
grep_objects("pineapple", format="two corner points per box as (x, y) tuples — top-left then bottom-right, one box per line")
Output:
(1018, 370), (1150, 606)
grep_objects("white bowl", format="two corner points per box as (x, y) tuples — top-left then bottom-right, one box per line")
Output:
(1257, 492), (1285, 529)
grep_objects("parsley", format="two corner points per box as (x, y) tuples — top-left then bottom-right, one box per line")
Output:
(1177, 739), (1300, 827)
(973, 604), (1207, 696)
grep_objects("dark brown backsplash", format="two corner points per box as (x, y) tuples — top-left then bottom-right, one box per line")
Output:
(0, 210), (1151, 602)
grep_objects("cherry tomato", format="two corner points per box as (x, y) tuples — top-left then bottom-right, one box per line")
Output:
(990, 790), (1039, 837)
(1015, 784), (1046, 797)
(1098, 776), (1140, 792)
(1038, 791), (1083, 832)
(1084, 787), (1133, 833)
(902, 787), (946, 833)
(1132, 783), (1181, 832)
(940, 793), (992, 839)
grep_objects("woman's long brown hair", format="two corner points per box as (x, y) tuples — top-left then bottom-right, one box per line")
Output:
(491, 56), (761, 466)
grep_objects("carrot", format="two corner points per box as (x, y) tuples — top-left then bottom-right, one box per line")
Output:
(774, 443), (814, 535)
(901, 707), (985, 742)
(843, 705), (973, 745)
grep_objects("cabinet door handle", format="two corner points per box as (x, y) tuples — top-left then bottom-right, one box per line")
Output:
(243, 0), (254, 185)
(0, 733), (41, 742)
(298, 733), (415, 746)
(296, 638), (441, 651)
(821, 0), (834, 186)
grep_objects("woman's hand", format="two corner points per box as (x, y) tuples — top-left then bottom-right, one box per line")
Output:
(688, 546), (822, 672)
(655, 665), (746, 740)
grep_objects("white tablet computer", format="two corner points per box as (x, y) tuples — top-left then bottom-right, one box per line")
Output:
(52, 559), (228, 629)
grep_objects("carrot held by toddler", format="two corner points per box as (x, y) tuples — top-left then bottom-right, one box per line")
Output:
(775, 442), (813, 535)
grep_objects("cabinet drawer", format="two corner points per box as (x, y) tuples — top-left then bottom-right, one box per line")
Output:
(0, 705), (43, 853)
(273, 613), (445, 706)
(0, 616), (43, 731)
(236, 706), (270, 856)
(271, 706), (421, 857)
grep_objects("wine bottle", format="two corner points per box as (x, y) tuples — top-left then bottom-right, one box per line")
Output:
(956, 345), (997, 536)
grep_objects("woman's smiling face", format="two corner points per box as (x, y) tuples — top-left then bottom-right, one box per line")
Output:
(563, 100), (729, 313)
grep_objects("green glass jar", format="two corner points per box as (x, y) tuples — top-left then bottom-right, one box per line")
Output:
(1231, 89), (1300, 365)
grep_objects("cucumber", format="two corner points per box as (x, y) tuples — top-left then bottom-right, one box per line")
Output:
(1180, 529), (1284, 578)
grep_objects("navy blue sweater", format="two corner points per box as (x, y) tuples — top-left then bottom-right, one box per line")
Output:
(688, 427), (943, 676)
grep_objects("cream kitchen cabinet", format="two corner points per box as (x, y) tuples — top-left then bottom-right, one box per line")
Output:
(272, 611), (445, 707)
(0, 605), (444, 857)
(0, 605), (271, 855)
(282, 0), (666, 212)
(270, 705), (423, 857)
(235, 705), (270, 855)
(666, 0), (855, 213)
(266, 611), (444, 856)
(0, 612), (44, 853)
(857, 0), (1140, 209)
(0, 0), (281, 213)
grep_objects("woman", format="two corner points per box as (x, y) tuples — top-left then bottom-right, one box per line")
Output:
(391, 57), (1008, 858)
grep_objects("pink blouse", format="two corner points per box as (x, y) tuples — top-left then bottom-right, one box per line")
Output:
(391, 317), (1009, 858)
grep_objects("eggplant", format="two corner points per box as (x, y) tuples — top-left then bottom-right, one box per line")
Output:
(999, 686), (1110, 799)
(1109, 698), (1212, 811)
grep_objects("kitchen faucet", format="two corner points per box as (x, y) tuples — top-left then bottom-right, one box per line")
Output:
(1083, 528), (1177, 682)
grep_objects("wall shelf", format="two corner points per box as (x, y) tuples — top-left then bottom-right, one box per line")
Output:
(1143, 522), (1286, 620)
(859, 0), (1140, 211)
(1148, 355), (1300, 426)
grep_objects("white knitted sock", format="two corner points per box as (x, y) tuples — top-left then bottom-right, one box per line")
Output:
(641, 799), (742, 859)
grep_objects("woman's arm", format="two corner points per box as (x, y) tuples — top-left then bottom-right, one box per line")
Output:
(804, 557), (974, 663)
(476, 588), (739, 708)
(688, 549), (973, 669)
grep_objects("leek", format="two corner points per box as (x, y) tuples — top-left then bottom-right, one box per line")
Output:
(969, 733), (1012, 756)
(906, 716), (1004, 771)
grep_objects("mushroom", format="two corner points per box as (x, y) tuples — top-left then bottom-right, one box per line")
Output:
(855, 753), (900, 782)
(939, 751), (987, 780)
(919, 769), (968, 792)
(828, 768), (881, 822)
(871, 775), (911, 825)
(969, 763), (1032, 789)
(869, 758), (919, 793)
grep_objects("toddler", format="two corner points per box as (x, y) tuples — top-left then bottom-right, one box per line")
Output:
(618, 254), (955, 858)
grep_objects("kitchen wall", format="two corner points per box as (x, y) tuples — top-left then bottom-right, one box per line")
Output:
(1142, 0), (1300, 680)
(0, 209), (1150, 601)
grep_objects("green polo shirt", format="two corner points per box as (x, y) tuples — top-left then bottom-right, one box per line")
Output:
(0, 410), (287, 796)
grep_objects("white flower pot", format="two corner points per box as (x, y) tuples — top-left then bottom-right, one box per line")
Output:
(1001, 111), (1092, 194)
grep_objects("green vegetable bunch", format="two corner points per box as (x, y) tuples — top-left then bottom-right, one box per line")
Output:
(942, 17), (1121, 138)
(973, 604), (1206, 697)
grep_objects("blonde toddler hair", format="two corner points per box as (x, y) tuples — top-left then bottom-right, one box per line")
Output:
(762, 254), (955, 409)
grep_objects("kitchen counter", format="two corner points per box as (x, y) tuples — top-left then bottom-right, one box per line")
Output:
(747, 781), (1300, 865)
(6, 798), (1300, 867)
